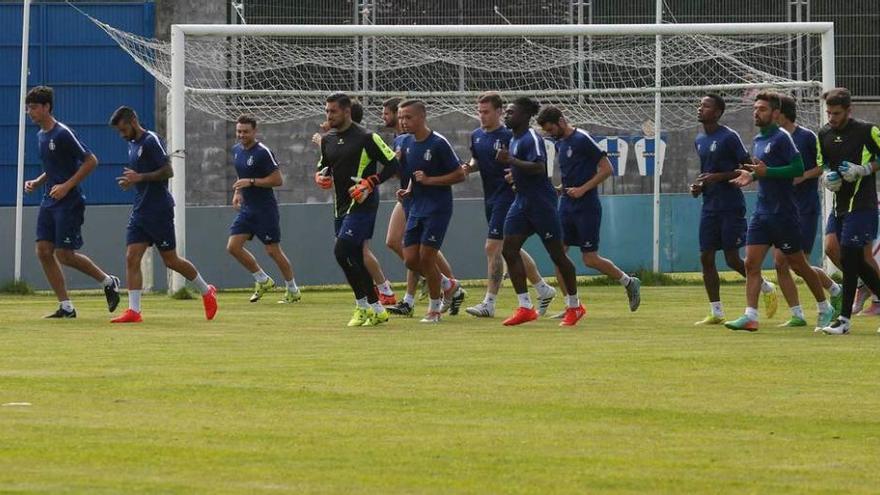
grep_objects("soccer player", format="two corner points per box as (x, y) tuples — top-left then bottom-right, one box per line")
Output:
(463, 92), (556, 318)
(536, 105), (641, 313)
(497, 97), (585, 327)
(396, 99), (467, 323)
(690, 93), (778, 325)
(772, 94), (842, 327)
(227, 115), (301, 304)
(107, 106), (218, 323)
(381, 98), (465, 317)
(22, 86), (120, 318)
(316, 92), (398, 326)
(314, 100), (397, 306)
(816, 88), (880, 334)
(725, 92), (834, 332)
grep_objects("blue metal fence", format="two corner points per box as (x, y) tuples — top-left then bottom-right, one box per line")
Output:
(0, 1), (155, 206)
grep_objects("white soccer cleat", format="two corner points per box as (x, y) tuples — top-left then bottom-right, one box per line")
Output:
(465, 302), (494, 318)
(821, 317), (851, 335)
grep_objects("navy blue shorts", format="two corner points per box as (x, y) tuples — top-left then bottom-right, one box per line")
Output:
(36, 202), (84, 250)
(484, 199), (513, 240)
(404, 213), (451, 249)
(699, 209), (747, 252)
(798, 210), (820, 254)
(229, 209), (281, 244)
(503, 198), (562, 243)
(746, 213), (802, 254)
(335, 210), (376, 245)
(127, 212), (176, 251)
(826, 209), (878, 248)
(560, 206), (601, 252)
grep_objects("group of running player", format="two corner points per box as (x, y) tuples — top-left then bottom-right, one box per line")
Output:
(22, 82), (880, 334)
(693, 87), (880, 334)
(313, 92), (640, 327)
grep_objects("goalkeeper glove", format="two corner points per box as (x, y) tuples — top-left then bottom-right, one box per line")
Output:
(314, 167), (333, 189)
(822, 170), (842, 192)
(838, 160), (873, 182)
(348, 174), (380, 203)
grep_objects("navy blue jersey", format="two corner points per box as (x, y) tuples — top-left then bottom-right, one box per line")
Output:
(695, 125), (749, 212)
(470, 126), (514, 205)
(509, 128), (555, 204)
(791, 125), (820, 215)
(556, 128), (606, 211)
(393, 133), (410, 190)
(129, 130), (174, 215)
(37, 122), (90, 209)
(399, 131), (461, 216)
(233, 141), (279, 213)
(753, 126), (800, 216)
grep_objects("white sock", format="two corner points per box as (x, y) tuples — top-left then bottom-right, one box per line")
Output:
(565, 294), (580, 309)
(403, 293), (415, 305)
(817, 300), (832, 313)
(429, 298), (442, 313)
(533, 279), (553, 297)
(377, 280), (393, 296)
(790, 305), (805, 320)
(483, 293), (497, 305)
(440, 275), (453, 291)
(252, 269), (270, 283)
(618, 273), (632, 287)
(129, 290), (142, 312)
(760, 280), (774, 294)
(370, 301), (384, 314)
(745, 306), (759, 321)
(829, 282), (841, 297)
(190, 273), (210, 295)
(517, 292), (533, 309)
(710, 301), (724, 318)
(356, 297), (369, 309)
(286, 279), (298, 292)
(60, 300), (74, 312)
(101, 275), (113, 287)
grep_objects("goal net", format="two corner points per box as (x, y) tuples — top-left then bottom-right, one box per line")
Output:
(88, 18), (829, 131)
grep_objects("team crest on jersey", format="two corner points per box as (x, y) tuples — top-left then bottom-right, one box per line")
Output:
(493, 139), (501, 151)
(566, 147), (573, 158)
(423, 149), (432, 161)
(710, 141), (717, 152)
(137, 146), (143, 158)
(48, 139), (55, 151)
(247, 156), (254, 167)
(764, 142), (773, 154)
(833, 135), (843, 143)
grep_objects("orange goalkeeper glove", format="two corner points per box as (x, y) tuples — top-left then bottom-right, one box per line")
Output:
(314, 167), (333, 189)
(348, 174), (380, 203)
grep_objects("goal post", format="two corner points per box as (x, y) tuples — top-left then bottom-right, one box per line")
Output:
(164, 22), (835, 290)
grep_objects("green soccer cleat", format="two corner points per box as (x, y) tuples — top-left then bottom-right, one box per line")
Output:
(347, 307), (371, 327)
(814, 308), (835, 332)
(362, 309), (390, 326)
(762, 282), (778, 319)
(694, 315), (724, 326)
(249, 277), (276, 303)
(830, 292), (842, 319)
(278, 288), (302, 304)
(724, 315), (759, 332)
(777, 316), (807, 327)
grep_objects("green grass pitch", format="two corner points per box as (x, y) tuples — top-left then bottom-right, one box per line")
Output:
(1, 283), (879, 494)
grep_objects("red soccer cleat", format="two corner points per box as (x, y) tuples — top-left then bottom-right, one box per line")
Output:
(503, 306), (539, 326)
(378, 292), (397, 306)
(111, 308), (143, 324)
(203, 285), (218, 320)
(559, 305), (586, 327)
